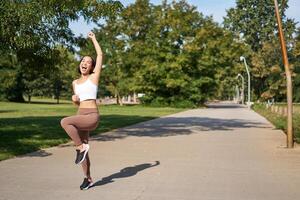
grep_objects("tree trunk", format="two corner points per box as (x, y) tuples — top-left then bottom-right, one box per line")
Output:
(133, 92), (137, 103)
(116, 93), (119, 104)
(120, 95), (124, 106)
(7, 73), (25, 102)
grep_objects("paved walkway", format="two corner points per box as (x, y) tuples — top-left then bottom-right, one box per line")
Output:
(1, 102), (300, 200)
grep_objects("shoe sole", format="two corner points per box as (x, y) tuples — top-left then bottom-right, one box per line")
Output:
(77, 144), (90, 165)
(81, 182), (94, 190)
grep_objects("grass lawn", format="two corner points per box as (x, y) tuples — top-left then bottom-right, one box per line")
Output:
(0, 100), (186, 161)
(253, 103), (300, 143)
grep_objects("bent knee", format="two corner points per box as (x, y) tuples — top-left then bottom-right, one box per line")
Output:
(60, 118), (68, 128)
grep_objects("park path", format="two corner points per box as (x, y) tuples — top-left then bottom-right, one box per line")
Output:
(1, 102), (300, 200)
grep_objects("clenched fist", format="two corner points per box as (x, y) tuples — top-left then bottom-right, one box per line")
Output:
(88, 31), (96, 40)
(72, 95), (80, 103)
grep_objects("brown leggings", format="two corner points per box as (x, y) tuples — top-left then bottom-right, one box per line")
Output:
(60, 108), (99, 178)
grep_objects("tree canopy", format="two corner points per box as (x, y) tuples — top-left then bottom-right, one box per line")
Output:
(0, 0), (122, 102)
(1, 0), (299, 106)
(224, 0), (298, 101)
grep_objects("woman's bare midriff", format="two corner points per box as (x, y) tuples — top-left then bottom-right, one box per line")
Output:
(79, 99), (98, 108)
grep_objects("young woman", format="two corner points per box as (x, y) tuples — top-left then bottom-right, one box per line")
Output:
(60, 31), (103, 190)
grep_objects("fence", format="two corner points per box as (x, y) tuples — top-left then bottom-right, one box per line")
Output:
(266, 103), (299, 116)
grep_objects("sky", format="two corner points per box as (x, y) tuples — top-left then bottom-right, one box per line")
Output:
(69, 0), (300, 37)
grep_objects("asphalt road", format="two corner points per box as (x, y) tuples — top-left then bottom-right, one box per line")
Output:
(1, 102), (300, 200)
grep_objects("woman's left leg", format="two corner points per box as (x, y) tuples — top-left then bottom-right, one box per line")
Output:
(78, 130), (94, 190)
(79, 130), (92, 179)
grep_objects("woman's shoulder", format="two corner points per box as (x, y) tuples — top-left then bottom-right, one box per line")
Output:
(72, 79), (79, 85)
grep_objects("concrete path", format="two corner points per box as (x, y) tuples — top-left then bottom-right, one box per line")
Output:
(1, 102), (300, 200)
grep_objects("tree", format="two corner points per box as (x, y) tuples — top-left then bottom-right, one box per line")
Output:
(250, 41), (287, 101)
(0, 0), (122, 102)
(224, 0), (297, 101)
(49, 46), (78, 104)
(224, 0), (295, 52)
(77, 0), (253, 107)
(136, 0), (248, 106)
(292, 28), (300, 102)
(128, 0), (206, 106)
(79, 0), (155, 105)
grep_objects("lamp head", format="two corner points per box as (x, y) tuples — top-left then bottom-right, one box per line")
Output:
(240, 56), (245, 61)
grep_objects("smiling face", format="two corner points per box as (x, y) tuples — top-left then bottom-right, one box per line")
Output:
(79, 56), (95, 75)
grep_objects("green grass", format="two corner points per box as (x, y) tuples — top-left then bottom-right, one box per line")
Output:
(253, 103), (300, 143)
(0, 100), (186, 161)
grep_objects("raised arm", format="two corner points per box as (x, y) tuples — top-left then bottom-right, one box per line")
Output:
(88, 31), (103, 85)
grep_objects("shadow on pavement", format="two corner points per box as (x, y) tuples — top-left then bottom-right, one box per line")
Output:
(19, 150), (52, 158)
(206, 103), (247, 109)
(91, 161), (160, 188)
(92, 116), (270, 142)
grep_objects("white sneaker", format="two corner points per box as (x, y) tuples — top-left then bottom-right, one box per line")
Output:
(75, 143), (90, 164)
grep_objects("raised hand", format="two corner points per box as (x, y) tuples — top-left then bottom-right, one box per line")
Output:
(88, 31), (96, 40)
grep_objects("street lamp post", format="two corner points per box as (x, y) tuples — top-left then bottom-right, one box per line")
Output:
(235, 85), (240, 104)
(273, 0), (294, 148)
(240, 56), (251, 108)
(237, 73), (245, 105)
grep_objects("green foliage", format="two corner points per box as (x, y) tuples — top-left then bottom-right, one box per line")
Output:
(170, 100), (196, 108)
(0, 0), (122, 102)
(292, 28), (300, 102)
(253, 103), (300, 143)
(224, 0), (297, 101)
(224, 0), (295, 52)
(149, 97), (169, 107)
(79, 0), (248, 106)
(249, 40), (292, 101)
(2, 0), (299, 105)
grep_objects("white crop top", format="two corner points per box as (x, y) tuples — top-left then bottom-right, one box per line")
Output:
(74, 78), (98, 102)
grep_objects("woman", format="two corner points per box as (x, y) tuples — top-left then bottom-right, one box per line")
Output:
(60, 31), (103, 190)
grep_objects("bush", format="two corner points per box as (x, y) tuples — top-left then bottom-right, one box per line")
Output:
(150, 97), (169, 107)
(139, 95), (153, 104)
(170, 100), (195, 108)
(140, 95), (199, 108)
